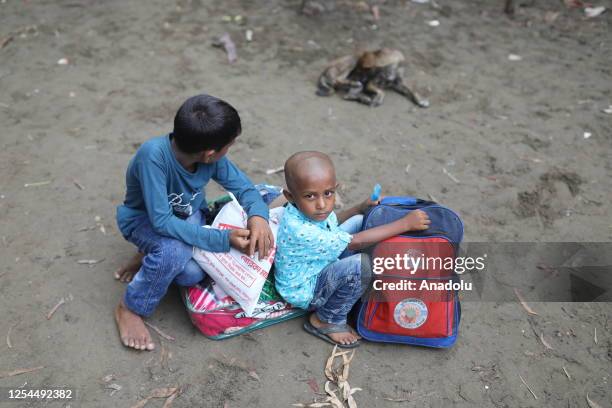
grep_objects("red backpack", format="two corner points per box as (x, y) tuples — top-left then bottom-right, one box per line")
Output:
(356, 197), (464, 348)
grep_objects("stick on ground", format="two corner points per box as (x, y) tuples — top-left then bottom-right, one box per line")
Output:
(144, 322), (176, 341)
(0, 366), (44, 379)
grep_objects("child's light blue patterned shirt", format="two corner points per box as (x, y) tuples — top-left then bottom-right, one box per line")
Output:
(274, 204), (352, 308)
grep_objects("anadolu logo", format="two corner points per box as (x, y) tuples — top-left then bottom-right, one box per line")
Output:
(394, 298), (428, 329)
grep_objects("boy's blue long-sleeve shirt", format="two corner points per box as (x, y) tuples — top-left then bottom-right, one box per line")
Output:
(116, 135), (268, 252)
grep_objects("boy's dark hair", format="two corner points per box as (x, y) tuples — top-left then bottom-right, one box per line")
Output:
(171, 94), (242, 154)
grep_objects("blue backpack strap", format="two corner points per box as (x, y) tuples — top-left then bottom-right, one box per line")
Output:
(380, 196), (435, 206)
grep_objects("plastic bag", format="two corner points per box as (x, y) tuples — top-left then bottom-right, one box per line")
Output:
(193, 193), (283, 316)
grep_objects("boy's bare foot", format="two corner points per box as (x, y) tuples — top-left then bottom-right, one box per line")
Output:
(114, 252), (144, 282)
(309, 313), (361, 345)
(114, 300), (155, 351)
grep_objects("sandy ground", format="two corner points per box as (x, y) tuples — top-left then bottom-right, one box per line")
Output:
(1, 0), (611, 407)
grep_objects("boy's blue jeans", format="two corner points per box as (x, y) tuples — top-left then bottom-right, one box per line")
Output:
(123, 210), (206, 317)
(308, 214), (369, 325)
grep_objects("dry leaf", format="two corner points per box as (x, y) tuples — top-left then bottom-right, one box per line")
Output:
(324, 345), (338, 381)
(0, 366), (44, 379)
(300, 345), (360, 408)
(162, 390), (180, 408)
(324, 382), (344, 408)
(539, 333), (554, 350)
(346, 383), (361, 408)
(248, 370), (260, 381)
(341, 350), (354, 381)
(514, 288), (538, 315)
(340, 380), (351, 401)
(586, 393), (603, 408)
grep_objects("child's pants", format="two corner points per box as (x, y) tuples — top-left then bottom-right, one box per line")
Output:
(123, 210), (206, 317)
(307, 215), (370, 325)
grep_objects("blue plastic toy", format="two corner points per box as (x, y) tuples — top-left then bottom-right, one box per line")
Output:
(370, 183), (382, 201)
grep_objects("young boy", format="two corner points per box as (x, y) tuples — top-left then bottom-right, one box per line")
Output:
(114, 94), (274, 351)
(275, 151), (430, 347)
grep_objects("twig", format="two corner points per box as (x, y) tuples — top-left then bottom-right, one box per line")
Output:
(586, 393), (603, 408)
(77, 259), (104, 265)
(0, 35), (14, 49)
(0, 366), (44, 379)
(519, 374), (538, 400)
(513, 288), (538, 315)
(144, 322), (176, 341)
(265, 166), (284, 175)
(442, 167), (460, 184)
(384, 396), (411, 402)
(562, 366), (571, 380)
(539, 333), (554, 350)
(162, 390), (180, 408)
(72, 179), (85, 190)
(24, 181), (51, 187)
(6, 322), (18, 349)
(46, 298), (66, 320)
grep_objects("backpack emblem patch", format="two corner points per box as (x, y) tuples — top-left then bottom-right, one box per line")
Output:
(394, 298), (428, 329)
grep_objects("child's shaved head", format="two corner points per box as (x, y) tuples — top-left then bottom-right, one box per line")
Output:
(284, 151), (336, 192)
